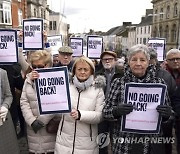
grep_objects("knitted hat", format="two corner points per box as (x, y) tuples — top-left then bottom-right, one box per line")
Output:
(72, 56), (95, 76)
(58, 46), (73, 54)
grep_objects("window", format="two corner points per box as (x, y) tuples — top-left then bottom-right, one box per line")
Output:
(148, 26), (151, 34)
(154, 26), (158, 37)
(160, 8), (164, 20)
(44, 10), (46, 19)
(174, 3), (178, 17)
(159, 26), (163, 37)
(18, 9), (22, 26)
(49, 21), (57, 30)
(41, 8), (43, 18)
(0, 2), (11, 24)
(166, 5), (170, 19)
(143, 38), (146, 44)
(137, 38), (138, 44)
(49, 21), (52, 30)
(141, 27), (143, 34)
(144, 27), (146, 34)
(34, 8), (36, 17)
(140, 38), (142, 44)
(154, 9), (158, 21)
(53, 21), (56, 30)
(165, 25), (169, 42)
(171, 24), (177, 42)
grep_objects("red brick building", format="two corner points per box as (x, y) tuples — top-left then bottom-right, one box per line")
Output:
(11, 0), (27, 29)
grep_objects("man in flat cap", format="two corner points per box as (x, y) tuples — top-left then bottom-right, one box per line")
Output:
(54, 46), (74, 72)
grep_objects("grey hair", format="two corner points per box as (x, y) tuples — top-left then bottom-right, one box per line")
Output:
(148, 47), (157, 59)
(166, 49), (180, 57)
(127, 44), (150, 61)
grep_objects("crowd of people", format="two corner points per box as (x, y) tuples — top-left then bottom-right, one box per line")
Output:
(0, 31), (180, 154)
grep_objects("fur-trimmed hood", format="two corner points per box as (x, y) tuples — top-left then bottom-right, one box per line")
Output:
(68, 73), (106, 89)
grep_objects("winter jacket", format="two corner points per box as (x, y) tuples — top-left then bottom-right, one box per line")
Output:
(55, 80), (105, 154)
(0, 68), (20, 154)
(20, 73), (56, 153)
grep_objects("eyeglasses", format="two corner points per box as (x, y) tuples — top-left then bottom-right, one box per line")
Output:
(32, 65), (45, 69)
(102, 58), (114, 62)
(167, 58), (180, 62)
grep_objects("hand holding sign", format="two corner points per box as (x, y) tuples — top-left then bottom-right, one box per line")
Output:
(70, 109), (80, 120)
(156, 105), (172, 118)
(112, 104), (133, 118)
(30, 70), (39, 81)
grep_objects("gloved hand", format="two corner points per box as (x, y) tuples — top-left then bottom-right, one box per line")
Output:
(0, 106), (8, 122)
(31, 120), (44, 133)
(112, 104), (133, 118)
(156, 105), (172, 118)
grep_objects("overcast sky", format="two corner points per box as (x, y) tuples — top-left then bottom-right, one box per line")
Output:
(47, 0), (153, 33)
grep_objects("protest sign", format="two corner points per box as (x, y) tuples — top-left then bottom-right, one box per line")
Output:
(70, 37), (83, 57)
(47, 35), (63, 55)
(121, 83), (167, 134)
(87, 36), (103, 58)
(0, 29), (18, 64)
(35, 67), (71, 114)
(23, 18), (43, 50)
(147, 38), (166, 61)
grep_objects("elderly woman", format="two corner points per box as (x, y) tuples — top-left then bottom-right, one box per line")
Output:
(0, 68), (19, 154)
(103, 44), (172, 154)
(20, 50), (56, 154)
(55, 56), (105, 154)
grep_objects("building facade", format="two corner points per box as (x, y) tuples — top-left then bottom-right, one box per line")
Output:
(0, 0), (12, 28)
(151, 0), (180, 51)
(26, 0), (49, 31)
(136, 9), (153, 45)
(12, 0), (27, 29)
(49, 11), (69, 45)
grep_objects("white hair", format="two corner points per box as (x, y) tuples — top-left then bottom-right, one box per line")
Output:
(127, 44), (150, 61)
(166, 49), (180, 57)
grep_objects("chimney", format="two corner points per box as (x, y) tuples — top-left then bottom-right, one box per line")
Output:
(122, 22), (132, 27)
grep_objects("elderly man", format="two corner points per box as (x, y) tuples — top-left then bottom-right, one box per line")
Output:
(54, 46), (74, 72)
(95, 51), (123, 154)
(163, 49), (180, 154)
(149, 48), (177, 154)
(96, 51), (123, 97)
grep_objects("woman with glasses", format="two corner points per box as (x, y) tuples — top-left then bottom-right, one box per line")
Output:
(20, 50), (56, 154)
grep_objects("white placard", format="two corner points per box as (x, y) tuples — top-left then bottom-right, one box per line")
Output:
(87, 36), (103, 58)
(148, 38), (166, 61)
(70, 37), (83, 57)
(23, 19), (43, 50)
(35, 67), (71, 114)
(0, 29), (18, 64)
(121, 83), (167, 134)
(47, 35), (63, 55)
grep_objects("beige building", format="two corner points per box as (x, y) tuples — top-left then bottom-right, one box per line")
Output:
(49, 11), (69, 45)
(151, 0), (180, 51)
(26, 0), (49, 31)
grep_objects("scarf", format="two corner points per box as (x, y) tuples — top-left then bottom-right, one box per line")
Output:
(73, 75), (94, 91)
(114, 64), (168, 154)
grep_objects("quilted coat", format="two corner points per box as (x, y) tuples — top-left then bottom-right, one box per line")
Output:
(55, 82), (105, 154)
(20, 73), (56, 153)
